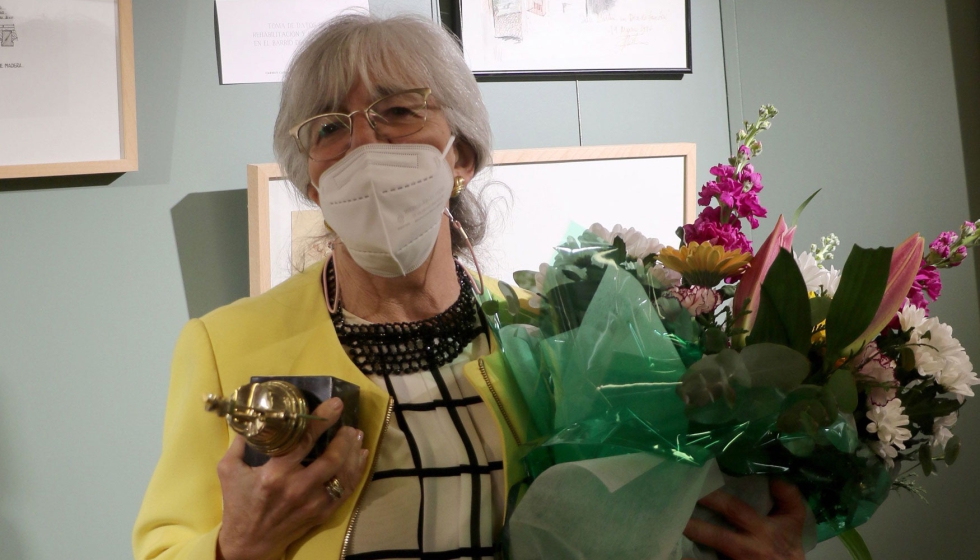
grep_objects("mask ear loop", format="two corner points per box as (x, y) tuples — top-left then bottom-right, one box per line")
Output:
(322, 249), (342, 314)
(444, 208), (485, 296)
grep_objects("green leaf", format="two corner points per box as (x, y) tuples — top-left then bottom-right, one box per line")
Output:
(746, 249), (812, 355)
(739, 343), (810, 392)
(497, 281), (521, 316)
(512, 270), (538, 291)
(945, 435), (961, 466)
(919, 444), (935, 476)
(826, 369), (858, 413)
(810, 295), (832, 327)
(791, 189), (822, 228)
(899, 347), (916, 370)
(825, 246), (892, 362)
(777, 385), (839, 434)
(839, 528), (873, 560)
(481, 300), (500, 315)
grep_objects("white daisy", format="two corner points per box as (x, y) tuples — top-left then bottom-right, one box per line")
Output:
(589, 223), (664, 261)
(866, 398), (912, 448)
(931, 412), (958, 450)
(869, 440), (899, 469)
(649, 263), (682, 288)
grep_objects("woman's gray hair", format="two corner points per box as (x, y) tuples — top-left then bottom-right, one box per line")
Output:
(273, 12), (493, 255)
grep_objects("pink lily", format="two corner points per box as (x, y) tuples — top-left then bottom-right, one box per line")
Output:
(841, 233), (924, 358)
(732, 215), (796, 346)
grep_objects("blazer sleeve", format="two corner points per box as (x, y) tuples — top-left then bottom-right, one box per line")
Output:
(133, 319), (228, 560)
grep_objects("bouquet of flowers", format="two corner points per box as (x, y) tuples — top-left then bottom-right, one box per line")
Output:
(480, 106), (979, 560)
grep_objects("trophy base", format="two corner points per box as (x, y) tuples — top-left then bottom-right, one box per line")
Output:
(242, 375), (360, 467)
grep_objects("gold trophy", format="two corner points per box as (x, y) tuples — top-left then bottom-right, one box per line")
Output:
(204, 380), (327, 457)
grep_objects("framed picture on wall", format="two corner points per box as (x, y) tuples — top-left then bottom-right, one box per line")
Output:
(451, 0), (692, 79)
(0, 0), (138, 179)
(247, 142), (696, 295)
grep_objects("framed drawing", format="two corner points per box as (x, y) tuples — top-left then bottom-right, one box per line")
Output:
(247, 142), (695, 295)
(0, 0), (138, 179)
(453, 0), (692, 79)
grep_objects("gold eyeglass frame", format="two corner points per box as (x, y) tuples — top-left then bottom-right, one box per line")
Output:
(289, 87), (433, 161)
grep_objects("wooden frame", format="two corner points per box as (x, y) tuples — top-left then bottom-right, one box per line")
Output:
(0, 0), (138, 179)
(247, 142), (696, 296)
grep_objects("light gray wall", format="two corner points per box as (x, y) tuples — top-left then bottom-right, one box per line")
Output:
(0, 0), (727, 558)
(723, 1), (980, 558)
(0, 0), (974, 558)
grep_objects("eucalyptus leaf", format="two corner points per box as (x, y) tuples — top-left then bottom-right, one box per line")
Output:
(739, 343), (810, 392)
(899, 347), (916, 370)
(825, 245), (892, 362)
(481, 300), (500, 315)
(497, 281), (522, 316)
(919, 444), (935, 476)
(826, 369), (859, 413)
(777, 385), (839, 434)
(513, 270), (538, 291)
(746, 249), (812, 355)
(945, 435), (961, 466)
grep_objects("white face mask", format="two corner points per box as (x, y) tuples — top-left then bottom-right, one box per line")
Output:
(315, 136), (456, 277)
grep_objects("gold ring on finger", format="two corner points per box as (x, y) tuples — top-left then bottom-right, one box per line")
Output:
(325, 477), (344, 500)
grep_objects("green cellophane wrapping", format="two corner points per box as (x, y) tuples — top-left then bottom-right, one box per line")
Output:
(485, 252), (890, 559)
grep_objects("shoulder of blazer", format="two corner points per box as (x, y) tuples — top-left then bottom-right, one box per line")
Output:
(197, 261), (328, 349)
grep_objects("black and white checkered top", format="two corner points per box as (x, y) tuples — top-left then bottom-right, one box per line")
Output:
(342, 309), (504, 560)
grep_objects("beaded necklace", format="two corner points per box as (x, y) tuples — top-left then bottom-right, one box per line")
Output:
(323, 258), (485, 375)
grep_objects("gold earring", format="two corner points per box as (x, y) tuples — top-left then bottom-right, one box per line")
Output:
(451, 176), (466, 198)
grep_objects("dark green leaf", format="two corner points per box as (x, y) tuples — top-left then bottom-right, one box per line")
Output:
(791, 189), (822, 228)
(919, 444), (935, 476)
(899, 347), (916, 370)
(746, 249), (812, 355)
(739, 343), (810, 392)
(826, 369), (859, 413)
(810, 295), (832, 327)
(945, 436), (961, 466)
(825, 245), (892, 362)
(838, 528), (873, 560)
(704, 328), (727, 354)
(512, 270), (538, 291)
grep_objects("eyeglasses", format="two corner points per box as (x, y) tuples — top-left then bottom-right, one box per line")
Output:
(290, 88), (433, 162)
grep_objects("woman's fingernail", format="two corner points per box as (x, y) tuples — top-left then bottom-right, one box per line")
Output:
(360, 449), (369, 465)
(356, 430), (364, 442)
(329, 397), (343, 412)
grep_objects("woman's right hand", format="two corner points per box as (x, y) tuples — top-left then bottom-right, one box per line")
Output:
(215, 397), (368, 560)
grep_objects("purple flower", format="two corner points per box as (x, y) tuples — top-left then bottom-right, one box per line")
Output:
(929, 231), (958, 259)
(683, 207), (754, 255)
(906, 260), (942, 313)
(738, 145), (751, 158)
(963, 221), (977, 235)
(950, 245), (968, 267)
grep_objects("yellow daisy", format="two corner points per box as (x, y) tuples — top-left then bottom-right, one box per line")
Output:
(658, 242), (752, 287)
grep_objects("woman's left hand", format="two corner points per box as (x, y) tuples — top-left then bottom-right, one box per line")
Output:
(682, 479), (807, 560)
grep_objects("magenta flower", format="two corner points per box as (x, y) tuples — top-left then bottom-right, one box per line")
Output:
(738, 145), (751, 158)
(906, 259), (942, 313)
(697, 164), (768, 229)
(929, 231), (958, 259)
(963, 221), (977, 235)
(683, 207), (754, 255)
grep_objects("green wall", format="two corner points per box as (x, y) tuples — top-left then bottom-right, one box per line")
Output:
(0, 0), (975, 558)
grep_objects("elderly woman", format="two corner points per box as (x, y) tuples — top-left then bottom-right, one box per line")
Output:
(133, 13), (807, 560)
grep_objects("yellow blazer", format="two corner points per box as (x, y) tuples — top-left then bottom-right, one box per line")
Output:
(133, 262), (532, 560)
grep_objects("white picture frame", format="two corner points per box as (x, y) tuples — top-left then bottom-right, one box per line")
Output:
(247, 143), (696, 295)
